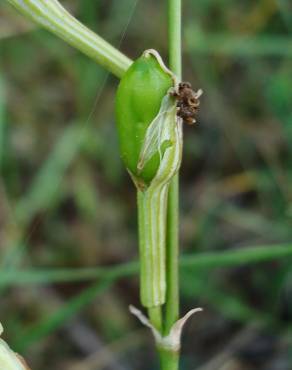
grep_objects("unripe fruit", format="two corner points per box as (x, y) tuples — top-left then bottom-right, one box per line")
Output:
(115, 50), (174, 188)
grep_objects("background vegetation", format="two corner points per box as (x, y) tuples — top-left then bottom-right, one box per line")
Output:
(1, 0), (292, 369)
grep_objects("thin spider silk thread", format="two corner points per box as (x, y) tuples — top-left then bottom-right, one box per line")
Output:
(2, 0), (139, 269)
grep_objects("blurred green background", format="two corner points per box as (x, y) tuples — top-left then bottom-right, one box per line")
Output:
(1, 0), (292, 369)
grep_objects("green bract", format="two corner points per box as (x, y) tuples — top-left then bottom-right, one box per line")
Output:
(115, 49), (175, 188)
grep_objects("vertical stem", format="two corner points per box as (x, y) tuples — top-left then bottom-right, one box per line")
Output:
(148, 306), (163, 333)
(137, 187), (168, 333)
(165, 0), (182, 334)
(168, 0), (182, 78)
(160, 348), (180, 370)
(137, 188), (167, 309)
(165, 175), (179, 332)
(159, 1), (182, 369)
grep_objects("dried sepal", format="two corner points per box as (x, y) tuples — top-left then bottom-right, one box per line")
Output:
(135, 93), (183, 191)
(129, 305), (203, 351)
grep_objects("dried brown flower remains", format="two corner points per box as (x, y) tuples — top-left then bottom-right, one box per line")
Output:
(172, 82), (202, 124)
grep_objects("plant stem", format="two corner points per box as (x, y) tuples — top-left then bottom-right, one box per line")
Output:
(168, 0), (182, 78)
(7, 0), (132, 78)
(137, 189), (167, 309)
(155, 1), (182, 369)
(160, 348), (179, 370)
(165, 0), (182, 335)
(148, 306), (163, 332)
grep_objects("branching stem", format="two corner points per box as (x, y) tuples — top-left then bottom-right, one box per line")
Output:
(7, 0), (132, 78)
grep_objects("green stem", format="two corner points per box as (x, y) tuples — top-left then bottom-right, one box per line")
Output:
(165, 176), (179, 332)
(160, 348), (179, 370)
(159, 0), (182, 369)
(7, 0), (132, 78)
(148, 306), (163, 333)
(138, 188), (167, 307)
(165, 0), (182, 334)
(137, 187), (169, 331)
(168, 0), (182, 78)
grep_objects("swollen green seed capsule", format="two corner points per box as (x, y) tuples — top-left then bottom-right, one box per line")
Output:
(115, 50), (175, 188)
